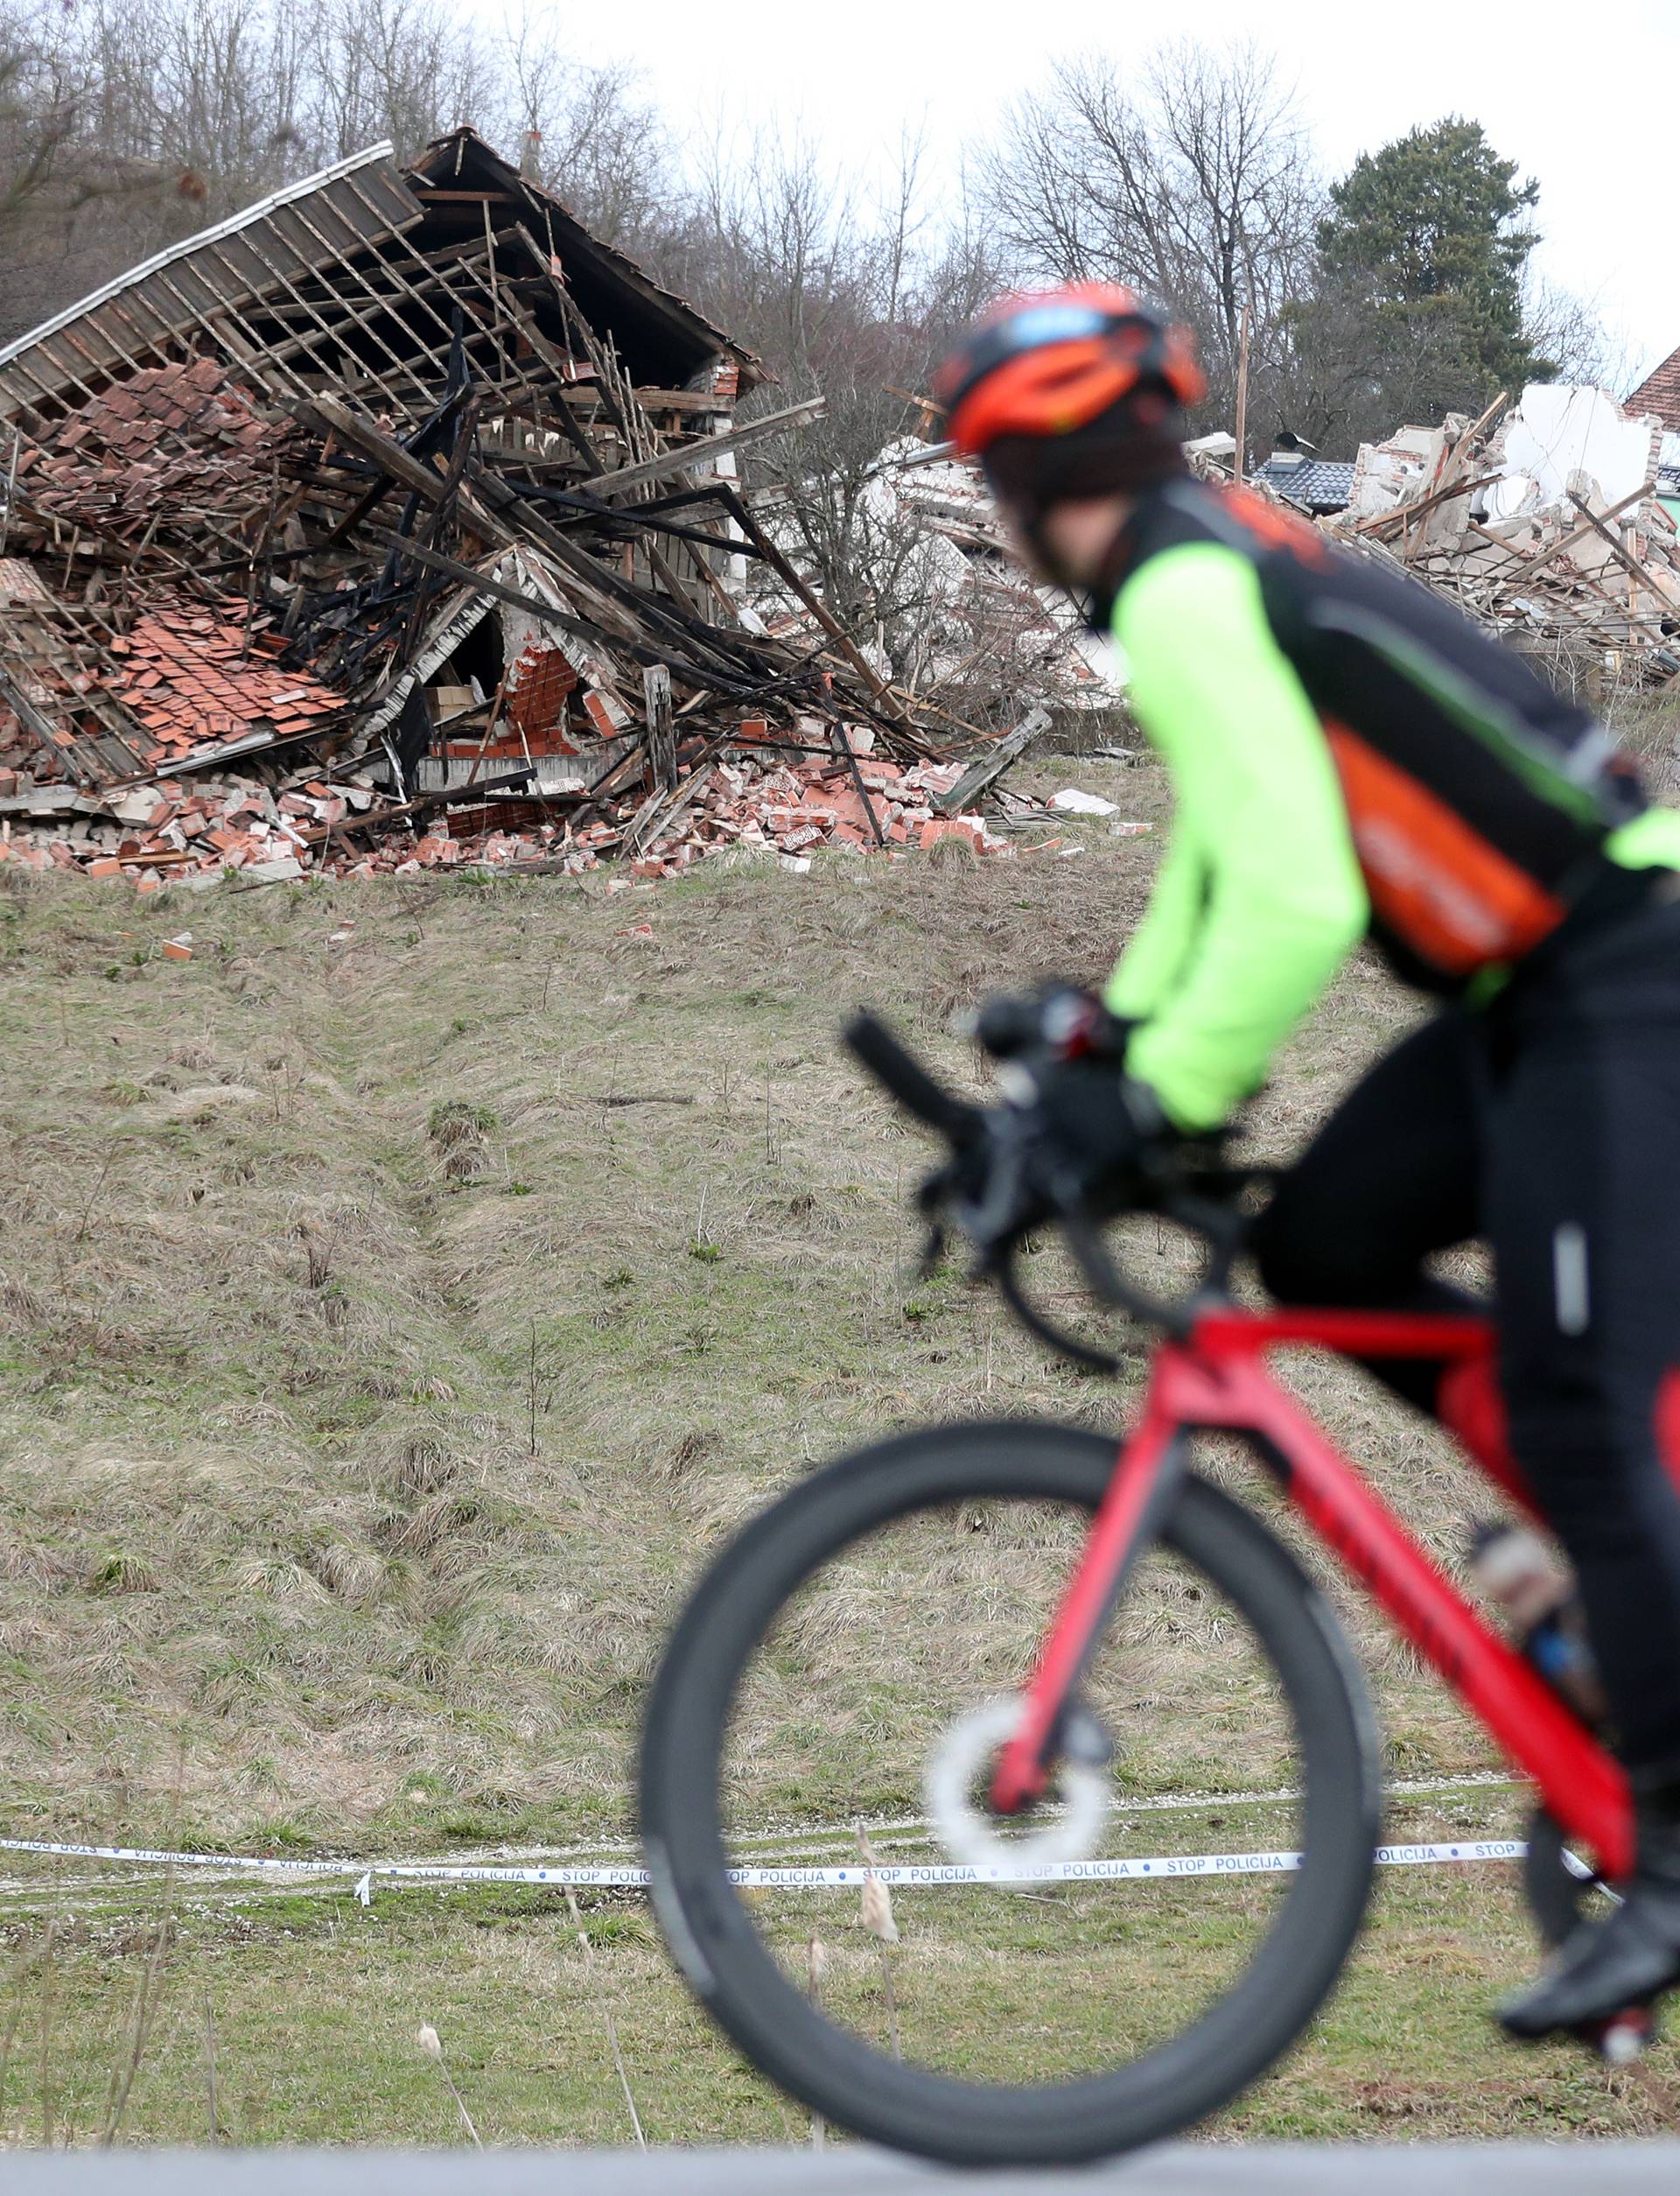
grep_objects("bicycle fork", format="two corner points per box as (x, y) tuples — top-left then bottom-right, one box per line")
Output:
(990, 1407), (1189, 1817)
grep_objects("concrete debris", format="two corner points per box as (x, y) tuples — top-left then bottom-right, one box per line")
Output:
(757, 438), (1116, 724)
(0, 130), (1042, 893)
(1242, 383), (1680, 688)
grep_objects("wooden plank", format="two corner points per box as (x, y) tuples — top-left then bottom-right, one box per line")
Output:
(1477, 485), (1649, 588)
(831, 720), (885, 846)
(644, 663), (676, 793)
(305, 397), (514, 550)
(580, 398), (825, 503)
(1396, 391), (1506, 560)
(1233, 303), (1250, 483)
(495, 293), (602, 474)
(566, 743), (654, 835)
(304, 399), (452, 503)
(718, 485), (917, 732)
(1354, 470), (1502, 539)
(508, 482), (773, 559)
(508, 222), (637, 451)
(1565, 490), (1678, 611)
(637, 757), (719, 858)
(634, 387), (733, 417)
(358, 526), (607, 652)
(463, 460), (764, 688)
(934, 708), (1052, 814)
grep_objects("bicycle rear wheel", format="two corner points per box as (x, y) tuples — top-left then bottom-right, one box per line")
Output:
(639, 1419), (1382, 2164)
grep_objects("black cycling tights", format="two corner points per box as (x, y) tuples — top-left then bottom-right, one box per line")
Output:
(1250, 902), (1680, 1783)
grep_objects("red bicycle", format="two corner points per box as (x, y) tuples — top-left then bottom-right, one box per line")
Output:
(639, 1010), (1640, 2165)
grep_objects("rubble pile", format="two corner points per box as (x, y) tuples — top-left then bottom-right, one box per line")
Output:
(0, 130), (1039, 891)
(0, 729), (1031, 887)
(595, 748), (1015, 883)
(18, 358), (297, 538)
(1254, 382), (1680, 686)
(110, 598), (346, 762)
(789, 439), (1115, 721)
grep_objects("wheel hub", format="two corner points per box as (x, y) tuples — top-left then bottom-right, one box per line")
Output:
(924, 1695), (1110, 1870)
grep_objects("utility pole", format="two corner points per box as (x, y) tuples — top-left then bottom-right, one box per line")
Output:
(1234, 303), (1251, 484)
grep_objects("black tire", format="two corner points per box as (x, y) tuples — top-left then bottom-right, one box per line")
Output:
(640, 1419), (1382, 2165)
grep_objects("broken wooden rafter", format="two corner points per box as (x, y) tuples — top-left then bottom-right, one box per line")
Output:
(715, 484), (923, 740)
(529, 397), (826, 499)
(1565, 491), (1680, 618)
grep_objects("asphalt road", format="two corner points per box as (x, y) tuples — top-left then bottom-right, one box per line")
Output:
(5, 2147), (1680, 2192)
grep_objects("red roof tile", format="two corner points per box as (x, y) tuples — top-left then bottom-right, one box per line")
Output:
(1626, 345), (1680, 432)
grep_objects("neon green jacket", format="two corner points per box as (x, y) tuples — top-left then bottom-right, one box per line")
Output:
(1099, 482), (1680, 1131)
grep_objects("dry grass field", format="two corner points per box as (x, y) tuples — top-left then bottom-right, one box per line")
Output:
(0, 748), (1675, 2145)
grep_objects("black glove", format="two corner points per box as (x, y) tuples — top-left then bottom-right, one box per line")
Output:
(916, 986), (1176, 1256)
(1017, 1052), (1171, 1217)
(971, 983), (1169, 1214)
(971, 983), (1130, 1066)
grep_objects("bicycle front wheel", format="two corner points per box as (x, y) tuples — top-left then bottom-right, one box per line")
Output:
(640, 1419), (1381, 2164)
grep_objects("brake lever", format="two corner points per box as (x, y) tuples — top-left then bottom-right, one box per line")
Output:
(953, 1111), (1043, 1248)
(1060, 1205), (1200, 1342)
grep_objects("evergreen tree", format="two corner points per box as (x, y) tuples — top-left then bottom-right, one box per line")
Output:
(1311, 116), (1551, 437)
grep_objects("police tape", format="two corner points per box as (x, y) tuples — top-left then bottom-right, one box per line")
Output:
(0, 1833), (1530, 1901)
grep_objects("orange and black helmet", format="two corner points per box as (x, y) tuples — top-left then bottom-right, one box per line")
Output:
(935, 284), (1205, 506)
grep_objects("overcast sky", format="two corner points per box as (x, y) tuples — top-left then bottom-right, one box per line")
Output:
(549, 0), (1679, 392)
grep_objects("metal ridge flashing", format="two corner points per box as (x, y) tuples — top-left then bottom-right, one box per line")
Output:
(0, 140), (408, 371)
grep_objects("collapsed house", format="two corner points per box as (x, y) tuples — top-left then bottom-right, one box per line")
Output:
(847, 375), (1680, 740)
(1248, 385), (1680, 691)
(0, 132), (1030, 888)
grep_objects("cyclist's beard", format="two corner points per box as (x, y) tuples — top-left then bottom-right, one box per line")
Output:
(1017, 507), (1085, 593)
(1000, 503), (1128, 607)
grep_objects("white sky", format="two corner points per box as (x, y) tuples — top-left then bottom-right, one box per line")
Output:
(542, 0), (1680, 391)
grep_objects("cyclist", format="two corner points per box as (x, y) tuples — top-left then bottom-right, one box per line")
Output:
(934, 285), (1680, 2039)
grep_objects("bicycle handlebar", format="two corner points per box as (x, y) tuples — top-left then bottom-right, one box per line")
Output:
(843, 1013), (987, 1146)
(846, 1007), (1270, 1367)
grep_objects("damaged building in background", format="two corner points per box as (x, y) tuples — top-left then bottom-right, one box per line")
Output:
(10, 125), (1670, 899)
(1248, 382), (1680, 692)
(0, 131), (1036, 888)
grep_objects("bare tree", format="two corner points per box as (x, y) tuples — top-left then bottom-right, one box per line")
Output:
(0, 25), (87, 231)
(1524, 273), (1631, 396)
(82, 0), (312, 212)
(670, 130), (1022, 695)
(506, 31), (676, 254)
(304, 0), (497, 165)
(0, 1), (199, 336)
(976, 41), (1321, 438)
(677, 123), (867, 372)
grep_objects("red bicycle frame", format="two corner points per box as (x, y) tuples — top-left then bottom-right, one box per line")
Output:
(992, 1303), (1635, 1880)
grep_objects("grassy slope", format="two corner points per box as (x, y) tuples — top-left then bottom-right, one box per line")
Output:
(0, 751), (1673, 2142)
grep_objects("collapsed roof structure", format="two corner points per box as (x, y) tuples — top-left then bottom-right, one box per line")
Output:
(0, 131), (1025, 885)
